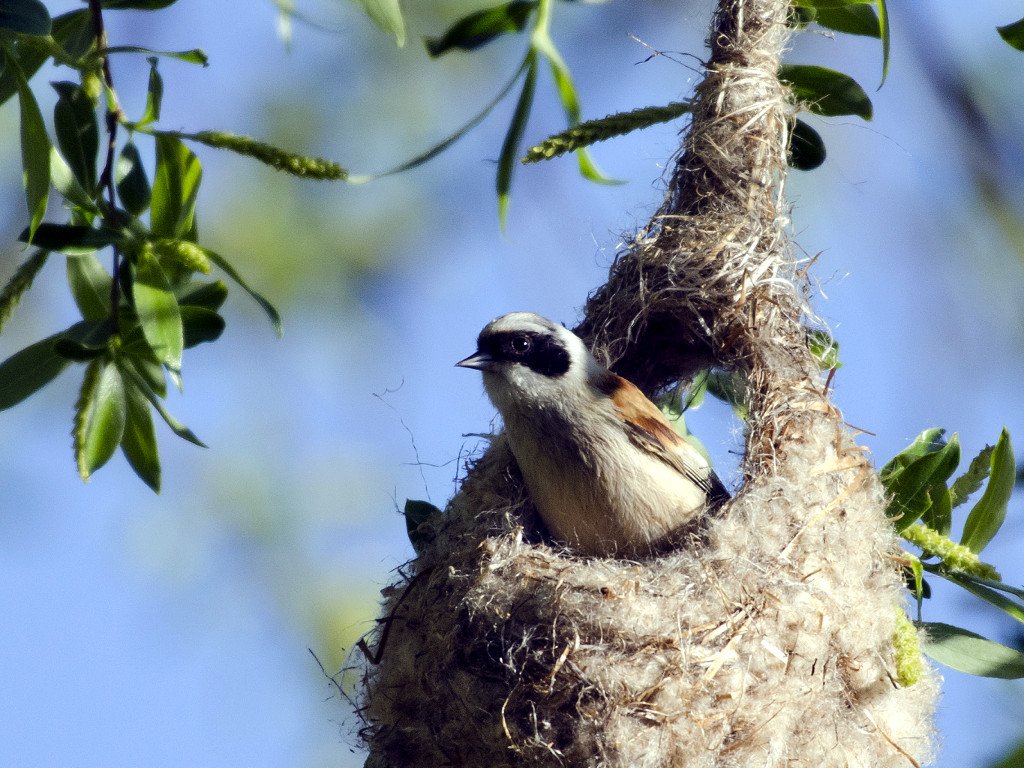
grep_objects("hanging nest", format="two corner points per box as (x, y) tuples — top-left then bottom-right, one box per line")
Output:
(358, 0), (938, 765)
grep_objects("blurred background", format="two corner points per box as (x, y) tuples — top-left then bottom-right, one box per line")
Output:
(1, 1), (1022, 766)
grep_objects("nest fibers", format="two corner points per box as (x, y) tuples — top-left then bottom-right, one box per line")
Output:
(358, 0), (938, 765)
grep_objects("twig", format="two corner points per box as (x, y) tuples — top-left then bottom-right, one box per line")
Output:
(308, 647), (346, 699)
(357, 566), (431, 665)
(87, 0), (123, 332)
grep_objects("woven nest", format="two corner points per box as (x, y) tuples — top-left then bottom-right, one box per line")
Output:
(358, 0), (938, 765)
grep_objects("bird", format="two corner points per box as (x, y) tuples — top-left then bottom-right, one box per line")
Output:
(456, 312), (729, 557)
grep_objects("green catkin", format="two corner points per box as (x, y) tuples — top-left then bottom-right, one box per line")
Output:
(892, 608), (923, 687)
(902, 522), (1001, 580)
(185, 131), (349, 180)
(151, 239), (211, 274)
(523, 101), (691, 162)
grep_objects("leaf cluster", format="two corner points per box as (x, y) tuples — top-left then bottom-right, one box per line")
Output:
(880, 428), (1024, 679)
(0, 0), (309, 490)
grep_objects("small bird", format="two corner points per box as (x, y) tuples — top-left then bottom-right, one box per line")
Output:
(457, 312), (729, 557)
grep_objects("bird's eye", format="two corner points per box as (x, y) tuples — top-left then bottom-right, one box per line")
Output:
(509, 335), (531, 355)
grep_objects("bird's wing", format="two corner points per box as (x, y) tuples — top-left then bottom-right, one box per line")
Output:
(606, 375), (730, 505)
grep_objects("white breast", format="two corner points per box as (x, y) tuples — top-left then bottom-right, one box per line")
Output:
(502, 401), (709, 557)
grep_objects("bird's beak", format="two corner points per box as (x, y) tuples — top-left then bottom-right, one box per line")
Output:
(456, 351), (495, 371)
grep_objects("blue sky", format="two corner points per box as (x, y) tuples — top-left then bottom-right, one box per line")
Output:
(1, 1), (1023, 766)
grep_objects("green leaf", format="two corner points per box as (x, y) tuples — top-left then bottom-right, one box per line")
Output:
(0, 41), (45, 109)
(115, 141), (152, 217)
(574, 147), (619, 184)
(426, 1), (536, 57)
(814, 5), (880, 38)
(789, 118), (826, 170)
(74, 357), (127, 480)
(949, 444), (994, 509)
(355, 0), (406, 46)
(151, 134), (202, 239)
(164, 362), (183, 394)
(956, 574), (1024, 602)
(66, 254), (112, 320)
(0, 0), (51, 35)
(50, 146), (100, 213)
(202, 248), (282, 336)
(920, 481), (952, 537)
(705, 369), (748, 418)
(794, 3), (888, 73)
(404, 499), (442, 556)
(535, 35), (619, 185)
(943, 572), (1024, 625)
(19, 223), (121, 255)
(0, 10), (91, 109)
(102, 0), (179, 9)
(658, 373), (709, 420)
(180, 306), (225, 348)
(684, 371), (709, 412)
(118, 358), (204, 446)
(8, 47), (51, 242)
(879, 430), (960, 532)
(132, 246), (183, 371)
(52, 81), (98, 192)
(789, 4), (815, 27)
(807, 329), (841, 369)
(990, 739), (1024, 768)
(780, 64), (872, 120)
(497, 52), (537, 229)
(882, 428), (947, 467)
(920, 622), (1024, 679)
(121, 347), (166, 398)
(54, 317), (115, 361)
(877, 0), (889, 86)
(998, 17), (1024, 51)
(905, 554), (925, 605)
(99, 46), (208, 66)
(792, 0), (870, 6)
(537, 38), (578, 123)
(175, 279), (227, 311)
(370, 60), (531, 180)
(56, 10), (95, 59)
(137, 56), (162, 128)
(120, 378), (160, 492)
(0, 249), (48, 333)
(961, 429), (1014, 553)
(0, 334), (70, 410)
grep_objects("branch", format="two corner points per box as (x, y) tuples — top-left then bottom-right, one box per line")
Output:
(87, 0), (123, 331)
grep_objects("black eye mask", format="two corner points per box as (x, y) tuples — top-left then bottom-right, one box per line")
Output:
(479, 331), (571, 377)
